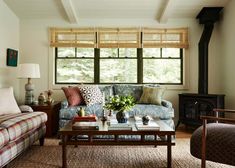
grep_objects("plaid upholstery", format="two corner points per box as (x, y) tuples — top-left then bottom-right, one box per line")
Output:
(0, 112), (47, 141)
(0, 128), (9, 148)
(0, 125), (46, 167)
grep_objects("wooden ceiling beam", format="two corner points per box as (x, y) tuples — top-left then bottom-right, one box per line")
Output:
(61, 0), (78, 23)
(158, 0), (175, 23)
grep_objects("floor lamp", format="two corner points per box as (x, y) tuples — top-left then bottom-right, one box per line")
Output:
(18, 63), (40, 105)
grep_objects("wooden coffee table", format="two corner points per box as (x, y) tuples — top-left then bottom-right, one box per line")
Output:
(59, 118), (175, 168)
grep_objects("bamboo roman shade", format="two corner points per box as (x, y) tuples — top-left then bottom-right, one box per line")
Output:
(50, 28), (96, 48)
(50, 27), (188, 49)
(97, 28), (141, 48)
(142, 28), (189, 48)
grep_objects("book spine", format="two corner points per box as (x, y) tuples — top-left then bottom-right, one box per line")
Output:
(73, 119), (97, 122)
(72, 126), (99, 130)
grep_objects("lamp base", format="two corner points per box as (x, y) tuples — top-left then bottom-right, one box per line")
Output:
(25, 90), (34, 105)
(25, 82), (35, 105)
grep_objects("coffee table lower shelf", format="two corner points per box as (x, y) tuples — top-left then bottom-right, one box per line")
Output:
(59, 119), (175, 168)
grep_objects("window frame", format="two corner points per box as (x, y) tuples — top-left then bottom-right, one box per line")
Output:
(54, 47), (183, 85)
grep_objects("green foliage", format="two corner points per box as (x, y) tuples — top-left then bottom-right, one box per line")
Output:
(105, 95), (136, 112)
(56, 47), (181, 84)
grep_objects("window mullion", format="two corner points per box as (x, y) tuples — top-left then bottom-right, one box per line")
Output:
(180, 48), (183, 84)
(94, 48), (100, 84)
(55, 48), (58, 84)
(137, 48), (143, 84)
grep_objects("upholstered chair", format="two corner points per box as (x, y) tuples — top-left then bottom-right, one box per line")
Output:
(190, 109), (235, 168)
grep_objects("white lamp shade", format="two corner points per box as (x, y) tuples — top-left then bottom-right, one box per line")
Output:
(18, 63), (40, 78)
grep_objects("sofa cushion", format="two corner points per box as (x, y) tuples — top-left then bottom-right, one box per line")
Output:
(98, 85), (114, 102)
(59, 104), (103, 120)
(128, 104), (174, 119)
(62, 86), (84, 106)
(113, 84), (143, 101)
(79, 85), (103, 106)
(0, 112), (47, 141)
(0, 87), (21, 115)
(139, 86), (165, 105)
(0, 127), (9, 148)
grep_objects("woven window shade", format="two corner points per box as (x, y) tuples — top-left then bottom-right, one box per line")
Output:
(97, 28), (141, 48)
(50, 28), (96, 48)
(142, 28), (189, 48)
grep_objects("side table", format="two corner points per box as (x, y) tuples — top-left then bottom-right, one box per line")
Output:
(30, 101), (61, 137)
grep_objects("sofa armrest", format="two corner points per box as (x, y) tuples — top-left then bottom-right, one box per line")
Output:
(19, 105), (34, 113)
(161, 99), (172, 108)
(61, 100), (69, 109)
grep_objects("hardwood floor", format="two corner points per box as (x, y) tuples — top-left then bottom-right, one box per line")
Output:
(176, 125), (195, 138)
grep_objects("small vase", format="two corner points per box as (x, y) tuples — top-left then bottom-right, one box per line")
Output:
(116, 111), (128, 123)
(142, 115), (150, 125)
(38, 93), (46, 105)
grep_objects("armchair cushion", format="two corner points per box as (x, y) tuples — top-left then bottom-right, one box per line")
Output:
(0, 87), (21, 115)
(190, 123), (235, 166)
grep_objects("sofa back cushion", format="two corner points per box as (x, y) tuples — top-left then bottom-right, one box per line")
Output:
(62, 86), (84, 106)
(98, 85), (114, 102)
(113, 84), (143, 102)
(0, 87), (21, 115)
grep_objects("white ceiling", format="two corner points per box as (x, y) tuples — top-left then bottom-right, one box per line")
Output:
(3, 0), (231, 23)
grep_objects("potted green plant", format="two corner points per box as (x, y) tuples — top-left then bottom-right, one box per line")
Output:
(105, 95), (135, 123)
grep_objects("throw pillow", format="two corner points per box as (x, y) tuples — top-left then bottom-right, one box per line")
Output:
(0, 87), (21, 115)
(139, 86), (165, 105)
(78, 85), (103, 106)
(62, 86), (84, 106)
(19, 105), (34, 113)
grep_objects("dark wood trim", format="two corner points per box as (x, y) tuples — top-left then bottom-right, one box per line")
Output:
(39, 137), (45, 146)
(201, 119), (207, 168)
(94, 48), (100, 83)
(137, 48), (143, 84)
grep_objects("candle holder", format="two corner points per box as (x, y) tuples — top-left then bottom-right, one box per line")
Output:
(101, 108), (107, 121)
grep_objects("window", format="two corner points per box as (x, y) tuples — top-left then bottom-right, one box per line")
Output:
(55, 47), (182, 84)
(100, 48), (137, 83)
(56, 48), (94, 83)
(51, 27), (188, 85)
(143, 48), (182, 84)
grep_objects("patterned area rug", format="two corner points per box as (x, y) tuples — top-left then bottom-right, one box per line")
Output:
(9, 138), (234, 168)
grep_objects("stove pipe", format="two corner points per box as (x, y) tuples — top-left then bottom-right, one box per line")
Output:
(196, 7), (223, 94)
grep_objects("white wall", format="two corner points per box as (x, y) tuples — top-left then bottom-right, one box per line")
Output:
(0, 1), (20, 101)
(219, 0), (235, 110)
(20, 17), (219, 123)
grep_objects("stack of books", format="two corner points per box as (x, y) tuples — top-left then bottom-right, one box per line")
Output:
(73, 114), (97, 122)
(108, 120), (132, 130)
(135, 121), (160, 131)
(72, 122), (99, 130)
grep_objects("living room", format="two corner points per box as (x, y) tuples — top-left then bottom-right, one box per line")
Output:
(0, 0), (235, 167)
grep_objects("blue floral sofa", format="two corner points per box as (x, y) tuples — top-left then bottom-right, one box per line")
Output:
(59, 84), (175, 130)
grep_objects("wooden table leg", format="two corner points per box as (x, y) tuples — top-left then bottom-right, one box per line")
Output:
(201, 119), (207, 168)
(167, 135), (172, 168)
(62, 135), (68, 168)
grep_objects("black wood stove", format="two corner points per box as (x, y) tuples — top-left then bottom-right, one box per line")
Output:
(177, 7), (225, 128)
